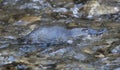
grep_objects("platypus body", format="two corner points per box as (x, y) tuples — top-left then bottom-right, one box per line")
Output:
(19, 26), (106, 47)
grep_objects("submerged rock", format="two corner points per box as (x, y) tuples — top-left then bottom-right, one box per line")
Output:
(112, 45), (120, 54)
(72, 0), (119, 20)
(73, 0), (88, 4)
(84, 1), (119, 18)
(13, 16), (41, 26)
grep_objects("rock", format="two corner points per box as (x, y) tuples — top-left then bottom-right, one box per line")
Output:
(73, 0), (119, 19)
(40, 60), (56, 65)
(83, 1), (119, 18)
(39, 60), (57, 70)
(95, 54), (105, 58)
(56, 62), (95, 70)
(0, 44), (9, 49)
(114, 68), (120, 70)
(82, 47), (94, 54)
(49, 48), (69, 56)
(74, 53), (86, 61)
(0, 10), (10, 22)
(48, 0), (73, 8)
(67, 40), (73, 44)
(93, 57), (120, 70)
(13, 16), (41, 26)
(53, 7), (69, 13)
(73, 0), (88, 4)
(105, 39), (119, 45)
(111, 45), (120, 54)
(2, 0), (19, 5)
(0, 62), (31, 70)
(3, 36), (16, 39)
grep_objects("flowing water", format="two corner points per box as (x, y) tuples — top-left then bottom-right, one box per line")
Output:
(0, 0), (120, 70)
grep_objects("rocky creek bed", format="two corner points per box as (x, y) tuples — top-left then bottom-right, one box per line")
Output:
(0, 0), (120, 70)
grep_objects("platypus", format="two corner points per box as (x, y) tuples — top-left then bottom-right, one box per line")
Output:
(18, 26), (106, 47)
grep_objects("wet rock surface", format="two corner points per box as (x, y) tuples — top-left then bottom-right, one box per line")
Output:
(0, 0), (120, 70)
